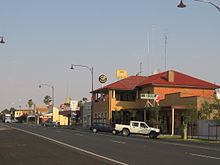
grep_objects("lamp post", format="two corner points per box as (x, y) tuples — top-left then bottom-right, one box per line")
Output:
(177, 0), (220, 12)
(0, 36), (5, 44)
(39, 84), (55, 113)
(70, 64), (94, 124)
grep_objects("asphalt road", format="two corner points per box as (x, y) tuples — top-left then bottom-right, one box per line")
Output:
(1, 123), (220, 165)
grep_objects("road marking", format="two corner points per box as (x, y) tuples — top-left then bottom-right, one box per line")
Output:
(5, 125), (128, 165)
(70, 129), (220, 152)
(74, 133), (83, 136)
(187, 152), (220, 160)
(111, 140), (126, 144)
(0, 127), (11, 131)
(151, 140), (220, 152)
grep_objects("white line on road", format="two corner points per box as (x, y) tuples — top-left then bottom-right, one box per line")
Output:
(111, 140), (126, 144)
(187, 152), (220, 160)
(74, 133), (83, 136)
(5, 125), (128, 165)
(152, 140), (220, 152)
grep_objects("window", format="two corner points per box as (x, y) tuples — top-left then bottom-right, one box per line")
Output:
(132, 122), (139, 127)
(140, 123), (148, 128)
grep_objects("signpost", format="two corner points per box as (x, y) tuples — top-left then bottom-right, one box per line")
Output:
(140, 93), (160, 123)
(116, 70), (128, 78)
(140, 94), (158, 100)
(99, 74), (107, 84)
(140, 93), (160, 105)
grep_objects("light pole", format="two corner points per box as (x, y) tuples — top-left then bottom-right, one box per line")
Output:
(70, 64), (94, 92)
(0, 36), (5, 44)
(177, 0), (220, 12)
(70, 64), (94, 124)
(39, 84), (55, 113)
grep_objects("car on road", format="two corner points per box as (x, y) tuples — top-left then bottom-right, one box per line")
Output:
(41, 121), (60, 127)
(90, 123), (117, 135)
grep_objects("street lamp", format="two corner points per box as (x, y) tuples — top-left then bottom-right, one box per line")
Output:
(0, 36), (5, 44)
(39, 84), (55, 113)
(177, 0), (220, 12)
(70, 64), (94, 124)
(70, 64), (94, 92)
(177, 0), (186, 8)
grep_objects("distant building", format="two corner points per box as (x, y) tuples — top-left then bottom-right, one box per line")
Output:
(82, 102), (91, 128)
(14, 110), (33, 118)
(56, 99), (80, 126)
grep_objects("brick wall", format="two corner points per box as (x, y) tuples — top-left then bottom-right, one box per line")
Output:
(154, 86), (214, 100)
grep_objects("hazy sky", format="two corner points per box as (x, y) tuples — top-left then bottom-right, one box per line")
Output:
(0, 0), (220, 110)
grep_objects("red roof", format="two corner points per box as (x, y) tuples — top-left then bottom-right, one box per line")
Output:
(94, 70), (220, 92)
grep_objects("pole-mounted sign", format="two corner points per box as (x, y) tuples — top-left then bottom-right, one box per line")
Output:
(140, 93), (160, 106)
(99, 74), (107, 84)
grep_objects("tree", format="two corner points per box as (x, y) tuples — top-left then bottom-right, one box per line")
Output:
(9, 107), (17, 116)
(148, 105), (160, 128)
(28, 99), (34, 109)
(200, 101), (213, 119)
(1, 109), (10, 114)
(210, 98), (220, 124)
(44, 95), (52, 105)
(184, 104), (200, 125)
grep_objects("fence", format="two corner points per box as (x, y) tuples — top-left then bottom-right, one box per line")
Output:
(187, 120), (220, 141)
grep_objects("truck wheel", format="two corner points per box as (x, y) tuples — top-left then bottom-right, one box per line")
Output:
(92, 128), (98, 133)
(122, 129), (130, 136)
(149, 131), (156, 139)
(112, 130), (117, 135)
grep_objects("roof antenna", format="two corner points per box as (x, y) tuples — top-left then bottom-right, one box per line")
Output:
(136, 62), (143, 76)
(164, 33), (168, 71)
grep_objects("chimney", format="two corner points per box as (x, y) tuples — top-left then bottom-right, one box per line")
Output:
(168, 70), (174, 82)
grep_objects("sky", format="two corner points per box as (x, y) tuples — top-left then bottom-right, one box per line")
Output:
(0, 0), (220, 111)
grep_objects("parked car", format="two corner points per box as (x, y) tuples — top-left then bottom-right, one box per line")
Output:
(90, 123), (117, 135)
(41, 121), (60, 127)
(115, 121), (160, 139)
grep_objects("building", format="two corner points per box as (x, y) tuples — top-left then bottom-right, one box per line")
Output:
(34, 104), (50, 123)
(92, 70), (220, 134)
(55, 99), (81, 126)
(14, 110), (33, 118)
(82, 102), (92, 128)
(53, 107), (69, 125)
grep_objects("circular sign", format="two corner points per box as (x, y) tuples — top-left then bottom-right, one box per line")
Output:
(99, 74), (107, 83)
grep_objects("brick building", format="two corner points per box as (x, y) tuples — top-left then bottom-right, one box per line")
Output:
(92, 70), (220, 135)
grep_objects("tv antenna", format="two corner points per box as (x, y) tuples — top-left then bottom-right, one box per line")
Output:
(164, 33), (168, 71)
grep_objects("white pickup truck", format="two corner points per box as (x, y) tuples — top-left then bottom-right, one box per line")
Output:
(115, 121), (160, 139)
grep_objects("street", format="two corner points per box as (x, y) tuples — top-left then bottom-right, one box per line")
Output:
(0, 123), (220, 165)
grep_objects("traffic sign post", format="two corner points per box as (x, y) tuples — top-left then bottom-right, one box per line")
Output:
(140, 93), (160, 106)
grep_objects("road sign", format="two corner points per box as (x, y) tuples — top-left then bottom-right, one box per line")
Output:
(116, 70), (128, 78)
(71, 111), (77, 118)
(140, 94), (158, 99)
